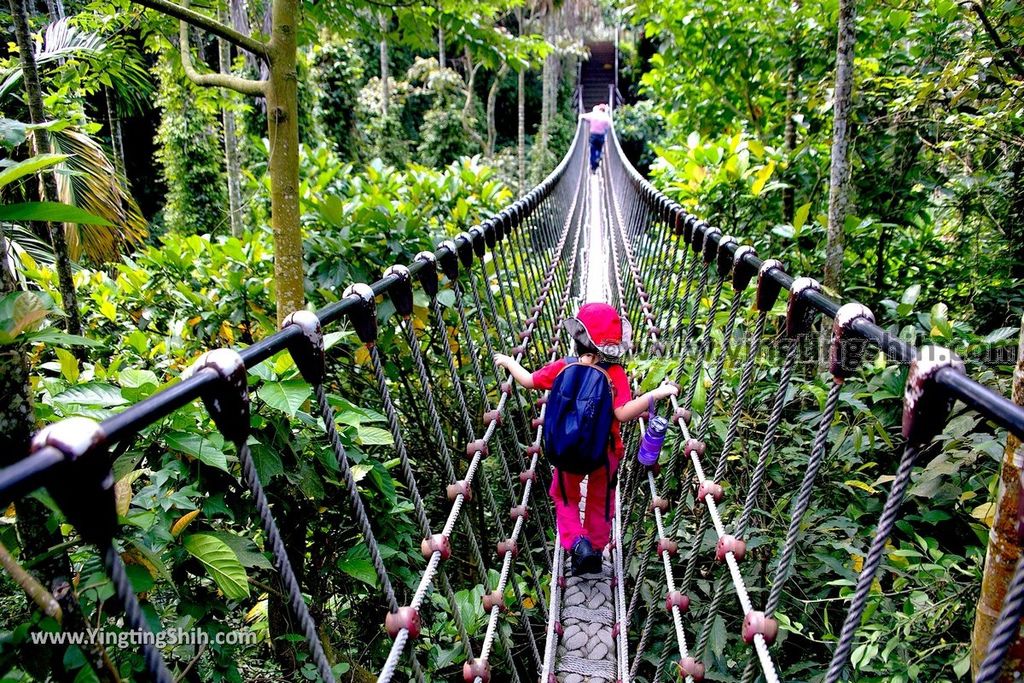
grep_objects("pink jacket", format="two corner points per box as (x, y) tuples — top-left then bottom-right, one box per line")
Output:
(583, 111), (611, 135)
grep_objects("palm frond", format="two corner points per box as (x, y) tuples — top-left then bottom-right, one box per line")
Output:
(46, 128), (148, 263)
(2, 221), (58, 270)
(0, 19), (107, 100)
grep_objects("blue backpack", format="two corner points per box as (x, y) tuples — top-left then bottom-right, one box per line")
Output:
(543, 357), (617, 512)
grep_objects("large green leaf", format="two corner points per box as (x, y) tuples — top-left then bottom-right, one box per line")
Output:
(337, 546), (378, 588)
(0, 201), (115, 226)
(165, 432), (229, 471)
(257, 380), (311, 417)
(183, 533), (250, 600)
(356, 425), (394, 446)
(21, 329), (105, 348)
(0, 154), (67, 190)
(0, 291), (54, 343)
(52, 381), (128, 407)
(203, 531), (272, 570)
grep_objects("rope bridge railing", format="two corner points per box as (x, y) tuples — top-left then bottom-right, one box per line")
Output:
(600, 125), (1024, 682)
(0, 123), (593, 682)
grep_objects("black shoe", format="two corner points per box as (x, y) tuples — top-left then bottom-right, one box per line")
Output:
(570, 536), (603, 576)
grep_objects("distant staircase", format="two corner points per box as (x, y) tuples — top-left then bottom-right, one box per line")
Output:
(581, 41), (617, 111)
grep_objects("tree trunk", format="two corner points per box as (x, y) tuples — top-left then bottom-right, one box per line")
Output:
(822, 0), (856, 294)
(1007, 159), (1024, 280)
(438, 24), (445, 69)
(486, 64), (508, 158)
(0, 225), (73, 681)
(104, 87), (126, 182)
(517, 6), (526, 194)
(781, 0), (802, 224)
(266, 0), (303, 322)
(970, 317), (1019, 679)
(379, 13), (389, 117)
(971, 316), (1024, 678)
(539, 3), (556, 152)
(8, 0), (84, 343)
(219, 20), (245, 238)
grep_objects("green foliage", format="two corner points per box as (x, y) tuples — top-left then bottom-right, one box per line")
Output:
(311, 35), (366, 160)
(292, 140), (511, 292)
(626, 1), (1024, 677)
(152, 53), (227, 237)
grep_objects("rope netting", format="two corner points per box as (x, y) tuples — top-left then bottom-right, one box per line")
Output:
(3, 115), (1024, 683)
(594, 125), (1024, 683)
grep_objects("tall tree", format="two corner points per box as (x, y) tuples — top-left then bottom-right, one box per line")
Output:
(971, 316), (1024, 677)
(517, 5), (526, 193)
(822, 0), (856, 294)
(7, 0), (84, 342)
(132, 0), (301, 323)
(781, 0), (802, 224)
(218, 9), (244, 238)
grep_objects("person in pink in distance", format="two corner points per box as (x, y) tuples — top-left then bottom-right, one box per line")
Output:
(494, 303), (678, 575)
(581, 103), (612, 173)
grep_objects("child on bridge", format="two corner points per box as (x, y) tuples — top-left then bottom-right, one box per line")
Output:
(495, 303), (678, 575)
(581, 103), (612, 173)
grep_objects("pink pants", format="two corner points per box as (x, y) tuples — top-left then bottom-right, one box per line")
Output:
(550, 456), (619, 551)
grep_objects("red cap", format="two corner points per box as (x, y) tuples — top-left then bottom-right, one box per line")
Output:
(563, 303), (632, 359)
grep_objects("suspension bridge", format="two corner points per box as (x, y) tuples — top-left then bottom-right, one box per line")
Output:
(5, 84), (1024, 683)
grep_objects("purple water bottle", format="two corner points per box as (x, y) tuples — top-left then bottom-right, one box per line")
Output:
(638, 399), (669, 467)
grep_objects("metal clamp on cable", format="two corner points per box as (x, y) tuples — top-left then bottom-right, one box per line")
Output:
(281, 310), (325, 386)
(698, 480), (724, 503)
(456, 232), (475, 269)
(469, 226), (486, 258)
(483, 589), (508, 611)
(678, 657), (706, 682)
(715, 235), (736, 279)
(702, 227), (722, 265)
(497, 539), (519, 559)
(383, 265), (414, 318)
(684, 438), (706, 458)
(732, 245), (758, 291)
(420, 534), (451, 561)
(191, 349), (250, 445)
(439, 240), (460, 282)
(665, 590), (690, 613)
(682, 215), (697, 244)
(716, 534), (746, 562)
(447, 480), (472, 502)
(343, 283), (378, 346)
(785, 277), (822, 338)
(481, 219), (497, 249)
(463, 658), (491, 683)
(742, 610), (779, 645)
(414, 251), (440, 299)
(384, 606), (421, 640)
(672, 206), (686, 236)
(466, 439), (489, 458)
(519, 468), (537, 484)
(829, 303), (875, 382)
(902, 346), (965, 446)
(651, 496), (670, 513)
(756, 259), (785, 312)
(30, 417), (115, 546)
(509, 505), (529, 521)
(657, 537), (679, 556)
(690, 220), (708, 254)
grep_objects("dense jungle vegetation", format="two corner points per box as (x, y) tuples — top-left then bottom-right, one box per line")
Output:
(1, 0), (1022, 680)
